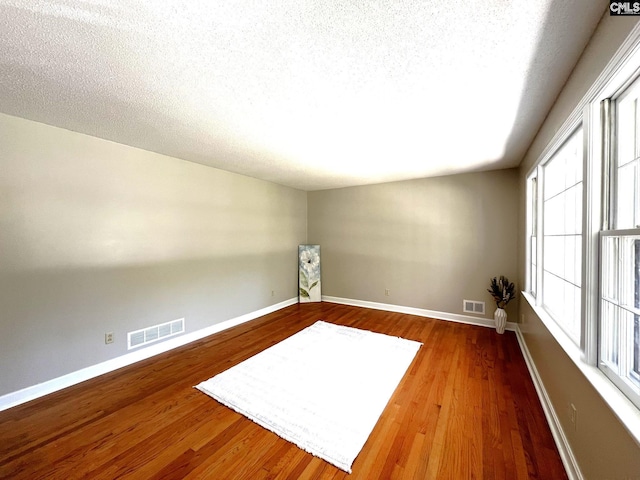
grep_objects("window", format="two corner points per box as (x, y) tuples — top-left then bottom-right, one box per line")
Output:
(524, 26), (640, 440)
(542, 128), (583, 344)
(527, 175), (538, 297)
(614, 78), (640, 230)
(601, 234), (640, 407)
(599, 75), (640, 408)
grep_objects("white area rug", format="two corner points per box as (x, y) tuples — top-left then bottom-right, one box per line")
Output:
(195, 320), (421, 473)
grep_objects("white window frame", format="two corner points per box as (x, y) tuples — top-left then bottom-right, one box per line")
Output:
(523, 23), (640, 445)
(525, 173), (538, 298)
(597, 72), (640, 410)
(599, 231), (640, 410)
(527, 124), (586, 347)
(525, 117), (585, 351)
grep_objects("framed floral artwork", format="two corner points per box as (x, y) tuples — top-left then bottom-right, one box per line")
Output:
(299, 244), (321, 302)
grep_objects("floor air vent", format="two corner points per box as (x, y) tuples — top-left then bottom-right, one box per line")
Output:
(128, 318), (185, 350)
(463, 300), (485, 315)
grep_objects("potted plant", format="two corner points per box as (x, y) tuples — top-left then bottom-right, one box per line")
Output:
(487, 276), (515, 334)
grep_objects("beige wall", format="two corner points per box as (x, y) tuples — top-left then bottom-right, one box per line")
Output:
(0, 113), (307, 396)
(308, 169), (519, 318)
(517, 14), (640, 479)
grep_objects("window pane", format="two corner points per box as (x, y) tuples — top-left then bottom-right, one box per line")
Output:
(528, 176), (538, 296)
(600, 234), (640, 397)
(617, 161), (637, 229)
(617, 97), (636, 169)
(542, 128), (583, 344)
(616, 84), (640, 229)
(602, 299), (619, 367)
(602, 236), (618, 301)
(544, 236), (562, 276)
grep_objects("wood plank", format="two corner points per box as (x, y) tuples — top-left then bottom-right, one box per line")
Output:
(0, 303), (568, 479)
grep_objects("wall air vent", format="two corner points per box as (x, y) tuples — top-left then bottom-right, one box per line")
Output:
(463, 300), (485, 315)
(128, 318), (185, 350)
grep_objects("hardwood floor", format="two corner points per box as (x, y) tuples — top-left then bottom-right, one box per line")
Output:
(0, 303), (567, 479)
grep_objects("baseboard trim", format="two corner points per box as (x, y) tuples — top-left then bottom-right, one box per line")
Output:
(514, 325), (582, 480)
(322, 296), (518, 331)
(0, 298), (298, 412)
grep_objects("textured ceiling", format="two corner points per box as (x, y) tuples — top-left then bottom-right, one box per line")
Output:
(0, 1), (605, 190)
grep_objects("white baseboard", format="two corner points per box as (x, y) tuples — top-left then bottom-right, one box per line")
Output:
(322, 296), (518, 331)
(514, 326), (582, 480)
(0, 298), (298, 412)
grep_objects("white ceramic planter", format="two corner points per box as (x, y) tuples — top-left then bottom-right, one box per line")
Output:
(494, 307), (507, 334)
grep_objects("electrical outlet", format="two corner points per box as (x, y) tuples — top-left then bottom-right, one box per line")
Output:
(271, 290), (275, 297)
(105, 332), (114, 344)
(385, 289), (390, 296)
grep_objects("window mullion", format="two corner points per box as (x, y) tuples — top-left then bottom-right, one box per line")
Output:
(602, 98), (615, 231)
(583, 103), (601, 364)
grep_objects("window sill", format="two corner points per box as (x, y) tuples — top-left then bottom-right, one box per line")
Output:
(522, 291), (640, 448)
